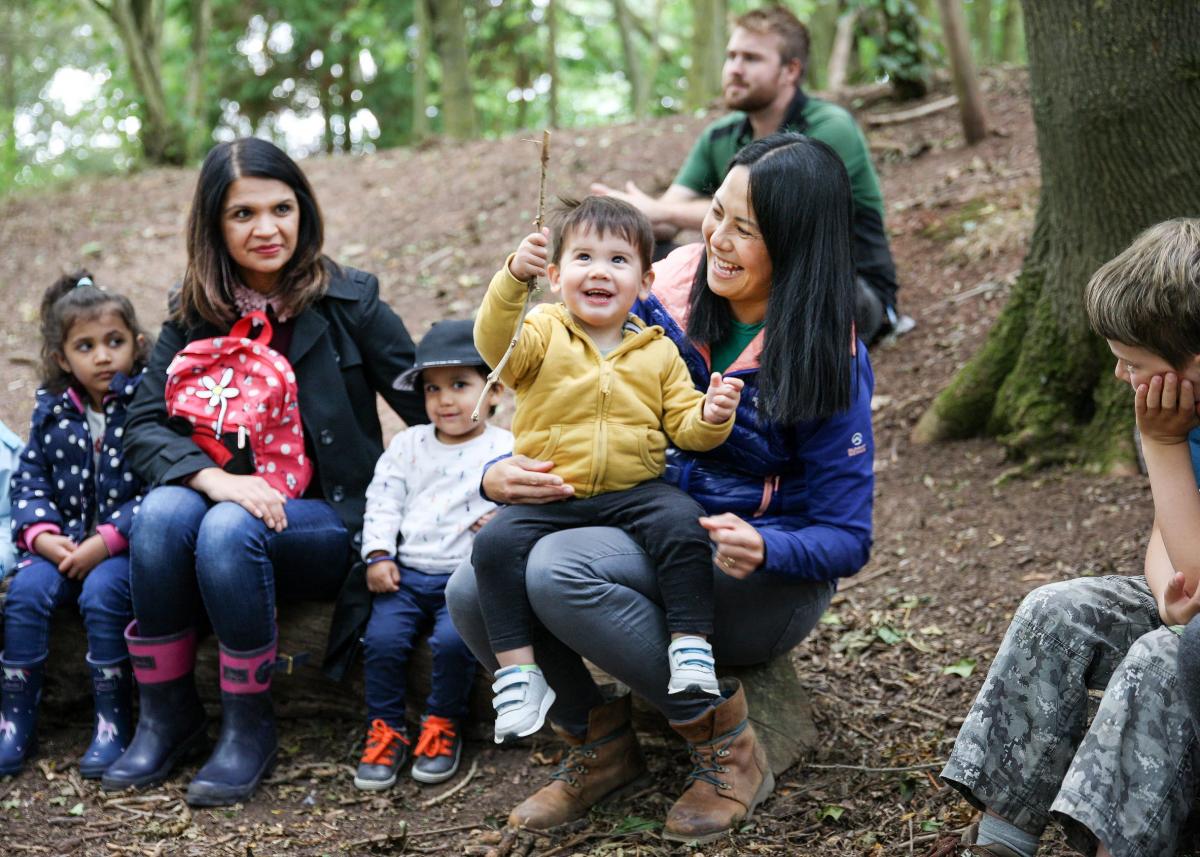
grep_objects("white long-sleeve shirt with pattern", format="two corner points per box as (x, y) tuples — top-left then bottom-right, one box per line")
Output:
(361, 423), (512, 574)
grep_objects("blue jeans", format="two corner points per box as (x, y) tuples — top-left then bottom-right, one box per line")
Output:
(363, 568), (476, 728)
(129, 486), (351, 650)
(3, 555), (132, 665)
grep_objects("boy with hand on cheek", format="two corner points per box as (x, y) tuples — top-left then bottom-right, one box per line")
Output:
(1094, 222), (1200, 622)
(1088, 218), (1200, 750)
(472, 196), (743, 744)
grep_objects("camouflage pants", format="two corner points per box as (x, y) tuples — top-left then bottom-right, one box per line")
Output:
(941, 575), (1198, 857)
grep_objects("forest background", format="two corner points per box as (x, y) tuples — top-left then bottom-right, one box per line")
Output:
(1, 0), (1019, 191)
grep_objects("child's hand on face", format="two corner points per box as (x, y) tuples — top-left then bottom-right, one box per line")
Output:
(1135, 372), (1200, 445)
(58, 533), (109, 581)
(366, 558), (401, 594)
(703, 373), (744, 424)
(509, 228), (550, 282)
(33, 532), (76, 565)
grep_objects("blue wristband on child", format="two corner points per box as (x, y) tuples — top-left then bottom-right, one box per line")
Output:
(365, 554), (396, 567)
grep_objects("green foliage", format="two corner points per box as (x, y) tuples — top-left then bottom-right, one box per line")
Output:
(2, 0), (1024, 193)
(850, 0), (941, 99)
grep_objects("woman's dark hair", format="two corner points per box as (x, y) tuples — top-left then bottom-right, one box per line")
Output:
(178, 137), (330, 327)
(40, 270), (152, 393)
(686, 133), (856, 424)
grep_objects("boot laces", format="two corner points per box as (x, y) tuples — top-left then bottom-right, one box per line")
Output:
(549, 723), (628, 789)
(685, 720), (747, 790)
(361, 719), (409, 765)
(413, 716), (457, 758)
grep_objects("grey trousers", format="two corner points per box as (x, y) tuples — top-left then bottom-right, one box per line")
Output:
(446, 526), (835, 733)
(941, 576), (1198, 857)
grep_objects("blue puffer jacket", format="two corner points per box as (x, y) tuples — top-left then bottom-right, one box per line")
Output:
(10, 372), (146, 570)
(635, 244), (874, 582)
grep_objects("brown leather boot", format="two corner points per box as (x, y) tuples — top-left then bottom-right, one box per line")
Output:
(662, 679), (774, 844)
(508, 693), (648, 830)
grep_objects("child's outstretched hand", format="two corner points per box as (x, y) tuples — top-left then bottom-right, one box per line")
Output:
(1135, 372), (1200, 445)
(367, 556), (401, 594)
(703, 373), (744, 424)
(508, 228), (550, 282)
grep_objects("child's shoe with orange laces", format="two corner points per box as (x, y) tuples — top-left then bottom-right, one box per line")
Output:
(353, 719), (410, 791)
(411, 715), (462, 784)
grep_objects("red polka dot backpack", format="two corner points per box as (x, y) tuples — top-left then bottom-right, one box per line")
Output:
(164, 311), (312, 498)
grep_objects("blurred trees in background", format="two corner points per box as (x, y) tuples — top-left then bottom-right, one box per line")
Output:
(1, 0), (1025, 192)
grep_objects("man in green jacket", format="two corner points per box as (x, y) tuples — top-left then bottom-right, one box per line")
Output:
(592, 5), (908, 344)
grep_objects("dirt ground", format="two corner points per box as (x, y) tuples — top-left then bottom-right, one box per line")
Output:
(0, 69), (1184, 856)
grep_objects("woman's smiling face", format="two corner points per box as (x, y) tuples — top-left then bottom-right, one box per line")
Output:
(701, 165), (772, 323)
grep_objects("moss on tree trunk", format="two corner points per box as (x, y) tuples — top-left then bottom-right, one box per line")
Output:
(914, 0), (1200, 471)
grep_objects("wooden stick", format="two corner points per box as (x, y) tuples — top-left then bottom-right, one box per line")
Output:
(472, 129), (551, 422)
(419, 757), (480, 808)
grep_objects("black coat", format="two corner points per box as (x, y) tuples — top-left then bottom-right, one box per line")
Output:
(124, 264), (427, 679)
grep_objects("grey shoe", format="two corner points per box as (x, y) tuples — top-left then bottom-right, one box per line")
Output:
(410, 715), (462, 785)
(957, 822), (1023, 857)
(353, 719), (409, 792)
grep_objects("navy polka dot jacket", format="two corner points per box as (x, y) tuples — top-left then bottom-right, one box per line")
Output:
(10, 371), (146, 569)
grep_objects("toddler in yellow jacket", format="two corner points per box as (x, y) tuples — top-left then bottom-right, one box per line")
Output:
(472, 196), (743, 743)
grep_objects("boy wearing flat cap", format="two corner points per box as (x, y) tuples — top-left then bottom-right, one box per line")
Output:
(352, 320), (511, 791)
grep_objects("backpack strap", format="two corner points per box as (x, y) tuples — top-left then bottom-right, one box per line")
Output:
(228, 310), (274, 344)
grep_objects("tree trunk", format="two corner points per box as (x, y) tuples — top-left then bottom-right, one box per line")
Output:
(545, 0), (559, 128)
(411, 0), (431, 141)
(613, 0), (647, 119)
(806, 0), (841, 92)
(913, 0), (1200, 471)
(430, 0), (476, 139)
(973, 0), (993, 63)
(826, 9), (858, 94)
(937, 0), (988, 144)
(0, 1), (17, 183)
(687, 0), (725, 109)
(514, 54), (530, 130)
(184, 0), (210, 158)
(95, 0), (186, 165)
(999, 0), (1024, 64)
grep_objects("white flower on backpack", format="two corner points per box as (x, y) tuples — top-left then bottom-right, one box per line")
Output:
(196, 368), (240, 436)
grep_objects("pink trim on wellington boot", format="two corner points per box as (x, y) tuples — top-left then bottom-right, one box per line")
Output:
(218, 640), (276, 695)
(124, 621), (197, 684)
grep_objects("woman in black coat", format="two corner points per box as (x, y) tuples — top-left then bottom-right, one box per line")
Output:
(102, 138), (425, 806)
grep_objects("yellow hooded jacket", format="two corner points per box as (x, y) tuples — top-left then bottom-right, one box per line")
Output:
(475, 264), (733, 498)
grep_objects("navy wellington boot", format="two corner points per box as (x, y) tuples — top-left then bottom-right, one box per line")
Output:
(0, 658), (44, 776)
(185, 639), (278, 807)
(79, 658), (133, 778)
(101, 623), (208, 791)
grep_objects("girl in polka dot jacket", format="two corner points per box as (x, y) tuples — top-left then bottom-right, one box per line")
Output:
(2, 271), (151, 778)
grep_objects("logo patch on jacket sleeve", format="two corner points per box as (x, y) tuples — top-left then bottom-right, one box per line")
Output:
(847, 431), (867, 457)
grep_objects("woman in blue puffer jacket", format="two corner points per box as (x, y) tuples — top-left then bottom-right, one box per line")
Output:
(448, 134), (873, 843)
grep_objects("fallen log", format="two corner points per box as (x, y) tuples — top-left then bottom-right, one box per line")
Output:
(865, 95), (959, 127)
(30, 598), (816, 774)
